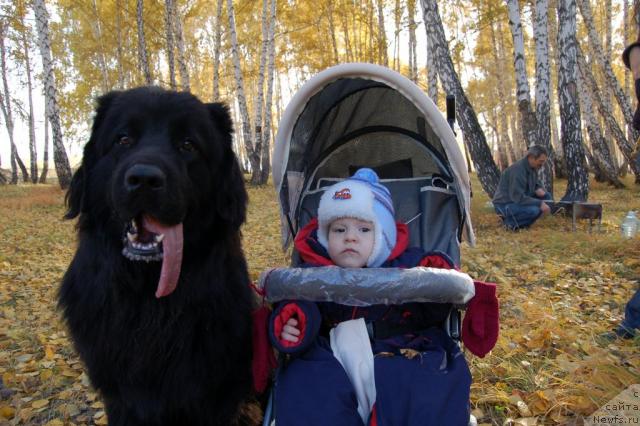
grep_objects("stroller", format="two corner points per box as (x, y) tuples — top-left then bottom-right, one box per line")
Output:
(259, 63), (490, 425)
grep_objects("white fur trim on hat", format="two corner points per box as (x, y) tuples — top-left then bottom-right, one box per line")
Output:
(317, 169), (396, 267)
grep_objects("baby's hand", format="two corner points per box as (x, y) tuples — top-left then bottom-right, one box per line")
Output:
(281, 317), (300, 343)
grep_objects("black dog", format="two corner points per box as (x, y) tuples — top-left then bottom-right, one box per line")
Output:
(60, 87), (255, 425)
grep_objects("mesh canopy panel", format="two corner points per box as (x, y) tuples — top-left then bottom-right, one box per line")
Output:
(287, 79), (445, 175)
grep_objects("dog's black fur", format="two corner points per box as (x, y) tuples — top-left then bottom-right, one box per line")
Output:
(60, 87), (254, 425)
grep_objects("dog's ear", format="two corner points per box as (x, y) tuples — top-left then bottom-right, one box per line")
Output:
(206, 102), (234, 136)
(206, 102), (247, 229)
(65, 91), (120, 219)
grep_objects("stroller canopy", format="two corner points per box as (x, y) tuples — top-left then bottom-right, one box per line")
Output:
(272, 63), (475, 250)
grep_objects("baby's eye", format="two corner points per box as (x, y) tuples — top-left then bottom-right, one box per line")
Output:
(360, 227), (371, 233)
(331, 227), (345, 233)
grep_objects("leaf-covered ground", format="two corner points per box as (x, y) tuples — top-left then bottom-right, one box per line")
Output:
(0, 176), (639, 425)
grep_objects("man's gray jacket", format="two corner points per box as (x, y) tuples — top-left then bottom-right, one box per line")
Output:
(492, 157), (543, 206)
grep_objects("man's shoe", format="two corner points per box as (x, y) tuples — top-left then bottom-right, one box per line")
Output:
(598, 326), (636, 344)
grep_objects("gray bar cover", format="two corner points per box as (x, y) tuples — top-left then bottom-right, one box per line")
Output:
(259, 266), (475, 307)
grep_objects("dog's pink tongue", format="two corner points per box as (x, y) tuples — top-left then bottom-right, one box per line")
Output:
(142, 216), (183, 298)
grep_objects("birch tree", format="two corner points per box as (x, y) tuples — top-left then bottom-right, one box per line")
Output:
(18, 9), (38, 183)
(0, 22), (29, 184)
(33, 0), (72, 189)
(578, 0), (639, 142)
(164, 0), (177, 89)
(252, 0), (270, 185)
(39, 111), (49, 183)
(421, 0), (500, 196)
(426, 28), (438, 103)
(260, 0), (277, 183)
(577, 63), (625, 187)
(576, 45), (640, 179)
(490, 20), (515, 166)
(227, 0), (259, 181)
(136, 0), (152, 84)
(171, 0), (190, 91)
(557, 0), (588, 201)
(90, 0), (109, 93)
(408, 0), (418, 82)
(212, 0), (223, 99)
(505, 0), (538, 150)
(533, 0), (553, 192)
(115, 0), (125, 88)
(376, 0), (388, 66)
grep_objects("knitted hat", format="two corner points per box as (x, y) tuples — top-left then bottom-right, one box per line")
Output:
(317, 168), (397, 267)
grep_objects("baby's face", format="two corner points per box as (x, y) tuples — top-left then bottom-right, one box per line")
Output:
(327, 217), (375, 268)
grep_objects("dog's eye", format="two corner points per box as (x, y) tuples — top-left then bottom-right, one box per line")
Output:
(118, 135), (132, 146)
(180, 138), (196, 152)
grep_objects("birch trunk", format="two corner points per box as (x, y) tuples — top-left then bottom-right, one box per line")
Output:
(212, 0), (223, 99)
(227, 0), (259, 178)
(327, 1), (339, 63)
(171, 0), (190, 91)
(0, 23), (29, 183)
(426, 28), (438, 103)
(393, 0), (401, 71)
(252, 0), (270, 185)
(115, 0), (125, 89)
(90, 0), (109, 93)
(490, 21), (515, 166)
(408, 0), (418, 82)
(577, 63), (625, 187)
(33, 0), (72, 188)
(19, 13), (38, 183)
(505, 0), (538, 149)
(137, 0), (152, 84)
(421, 0), (500, 196)
(557, 0), (589, 201)
(576, 45), (640, 179)
(578, 0), (639, 142)
(260, 0), (277, 184)
(39, 112), (49, 184)
(341, 8), (353, 62)
(376, 0), (388, 66)
(164, 0), (177, 90)
(533, 0), (553, 192)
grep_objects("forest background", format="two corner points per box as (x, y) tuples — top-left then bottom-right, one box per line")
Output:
(1, 0), (640, 425)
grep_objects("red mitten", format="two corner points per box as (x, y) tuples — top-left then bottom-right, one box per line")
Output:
(461, 281), (499, 358)
(252, 305), (277, 393)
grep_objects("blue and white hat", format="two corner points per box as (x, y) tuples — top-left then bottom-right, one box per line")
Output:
(317, 168), (397, 267)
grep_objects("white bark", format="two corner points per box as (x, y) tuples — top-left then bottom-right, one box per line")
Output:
(577, 58), (624, 187)
(19, 15), (38, 183)
(227, 0), (258, 176)
(164, 0), (177, 89)
(137, 0), (152, 84)
(252, 0), (270, 184)
(577, 0), (638, 140)
(90, 0), (109, 93)
(212, 0), (223, 99)
(376, 0), (388, 66)
(533, 0), (552, 191)
(33, 0), (72, 188)
(557, 0), (589, 201)
(408, 0), (418, 82)
(505, 0), (537, 148)
(420, 0), (500, 196)
(115, 0), (125, 89)
(576, 45), (640, 177)
(171, 0), (190, 91)
(426, 28), (438, 103)
(261, 0), (277, 183)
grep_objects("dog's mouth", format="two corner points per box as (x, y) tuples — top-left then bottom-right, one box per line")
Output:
(122, 215), (184, 298)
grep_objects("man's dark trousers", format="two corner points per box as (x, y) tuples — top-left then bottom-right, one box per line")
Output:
(493, 192), (552, 230)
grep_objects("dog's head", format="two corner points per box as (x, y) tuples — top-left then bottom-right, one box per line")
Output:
(66, 87), (247, 297)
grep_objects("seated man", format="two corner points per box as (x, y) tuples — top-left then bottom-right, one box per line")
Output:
(492, 145), (552, 230)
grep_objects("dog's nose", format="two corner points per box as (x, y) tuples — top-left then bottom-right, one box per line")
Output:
(125, 164), (166, 192)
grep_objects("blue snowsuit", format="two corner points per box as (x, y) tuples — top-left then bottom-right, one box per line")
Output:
(268, 219), (472, 426)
